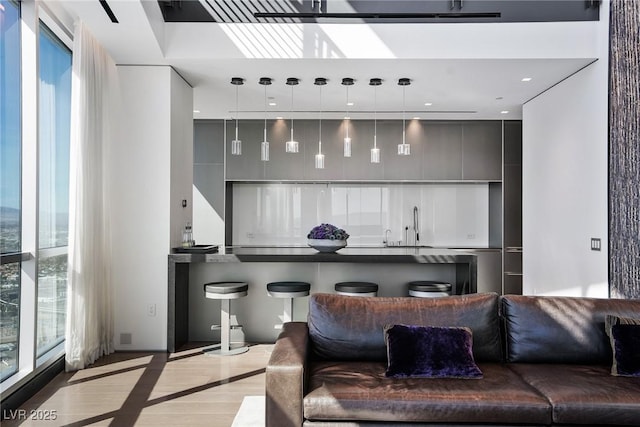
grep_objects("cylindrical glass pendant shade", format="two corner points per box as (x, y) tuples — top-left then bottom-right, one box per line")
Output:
(286, 129), (299, 153)
(315, 153), (325, 169)
(261, 140), (270, 161)
(231, 139), (242, 155)
(371, 147), (380, 163)
(344, 137), (352, 157)
(398, 143), (410, 155)
(285, 140), (299, 153)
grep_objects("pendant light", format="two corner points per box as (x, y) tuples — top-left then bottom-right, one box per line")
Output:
(285, 77), (300, 153)
(315, 77), (327, 169)
(398, 77), (411, 156)
(370, 78), (382, 163)
(259, 77), (272, 161)
(230, 77), (244, 156)
(342, 77), (354, 157)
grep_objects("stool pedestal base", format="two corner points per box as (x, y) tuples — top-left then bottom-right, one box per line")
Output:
(202, 343), (249, 356)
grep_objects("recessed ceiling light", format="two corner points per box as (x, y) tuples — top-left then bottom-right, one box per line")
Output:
(344, 116), (351, 120)
(521, 77), (532, 82)
(276, 116), (283, 120)
(347, 102), (354, 106)
(269, 102), (277, 106)
(501, 110), (509, 114)
(424, 102), (432, 106)
(413, 117), (421, 120)
(193, 109), (200, 113)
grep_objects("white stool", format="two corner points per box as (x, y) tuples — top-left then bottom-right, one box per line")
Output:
(267, 281), (311, 325)
(408, 280), (452, 298)
(335, 281), (379, 297)
(203, 281), (249, 356)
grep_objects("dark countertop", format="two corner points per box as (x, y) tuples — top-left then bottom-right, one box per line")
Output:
(169, 246), (477, 264)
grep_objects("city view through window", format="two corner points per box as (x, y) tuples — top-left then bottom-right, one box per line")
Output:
(1, 0), (23, 382)
(1, 0), (71, 382)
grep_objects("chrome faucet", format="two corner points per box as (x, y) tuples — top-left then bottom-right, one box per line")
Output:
(384, 229), (391, 246)
(413, 206), (420, 246)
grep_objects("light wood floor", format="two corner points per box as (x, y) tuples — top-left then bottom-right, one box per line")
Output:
(4, 343), (273, 427)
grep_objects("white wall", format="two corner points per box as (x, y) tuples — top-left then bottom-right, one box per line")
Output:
(522, 4), (609, 296)
(170, 71), (194, 247)
(111, 66), (192, 350)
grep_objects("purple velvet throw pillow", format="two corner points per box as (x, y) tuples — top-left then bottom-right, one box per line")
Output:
(605, 315), (640, 377)
(384, 324), (483, 379)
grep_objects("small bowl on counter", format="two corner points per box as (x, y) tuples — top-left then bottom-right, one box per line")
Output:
(308, 239), (347, 253)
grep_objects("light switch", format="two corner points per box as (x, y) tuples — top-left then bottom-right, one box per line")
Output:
(590, 238), (601, 251)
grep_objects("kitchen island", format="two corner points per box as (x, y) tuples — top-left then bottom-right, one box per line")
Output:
(168, 246), (477, 352)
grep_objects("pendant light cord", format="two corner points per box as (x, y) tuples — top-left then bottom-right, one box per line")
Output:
(345, 85), (350, 139)
(402, 84), (406, 144)
(263, 83), (267, 141)
(235, 84), (239, 140)
(290, 84), (294, 138)
(374, 84), (378, 149)
(319, 84), (323, 154)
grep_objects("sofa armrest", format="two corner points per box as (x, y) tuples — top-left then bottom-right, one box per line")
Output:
(266, 322), (310, 427)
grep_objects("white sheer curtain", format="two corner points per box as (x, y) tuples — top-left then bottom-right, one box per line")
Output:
(65, 21), (117, 371)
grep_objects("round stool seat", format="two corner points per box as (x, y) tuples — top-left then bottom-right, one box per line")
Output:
(408, 280), (452, 298)
(204, 282), (248, 300)
(335, 282), (378, 296)
(267, 281), (311, 298)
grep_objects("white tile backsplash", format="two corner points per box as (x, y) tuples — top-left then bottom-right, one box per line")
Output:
(232, 183), (490, 247)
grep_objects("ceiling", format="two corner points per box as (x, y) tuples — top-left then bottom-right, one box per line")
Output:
(48, 0), (602, 121)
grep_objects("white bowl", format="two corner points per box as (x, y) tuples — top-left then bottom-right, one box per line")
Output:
(308, 239), (347, 253)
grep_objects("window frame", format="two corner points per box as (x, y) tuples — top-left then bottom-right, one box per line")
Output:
(0, 0), (73, 394)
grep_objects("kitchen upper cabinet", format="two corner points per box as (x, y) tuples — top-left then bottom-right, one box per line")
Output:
(377, 120), (423, 180)
(341, 121), (383, 181)
(462, 121), (502, 181)
(224, 119), (504, 182)
(422, 122), (463, 180)
(263, 120), (306, 180)
(224, 121), (265, 180)
(302, 120), (347, 181)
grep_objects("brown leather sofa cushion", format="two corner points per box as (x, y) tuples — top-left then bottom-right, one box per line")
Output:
(502, 295), (640, 364)
(308, 293), (502, 362)
(509, 363), (640, 426)
(304, 362), (551, 424)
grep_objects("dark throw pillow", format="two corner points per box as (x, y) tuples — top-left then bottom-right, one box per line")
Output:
(383, 324), (483, 379)
(606, 315), (640, 377)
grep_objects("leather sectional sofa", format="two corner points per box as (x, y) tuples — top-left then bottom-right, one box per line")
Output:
(265, 292), (640, 426)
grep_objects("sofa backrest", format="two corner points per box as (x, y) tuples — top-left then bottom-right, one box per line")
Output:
(501, 295), (640, 364)
(308, 292), (502, 363)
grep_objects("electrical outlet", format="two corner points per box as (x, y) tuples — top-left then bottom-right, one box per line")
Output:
(147, 303), (156, 317)
(591, 238), (601, 251)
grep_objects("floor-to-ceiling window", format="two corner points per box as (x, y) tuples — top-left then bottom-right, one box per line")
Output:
(36, 22), (70, 361)
(0, 0), (71, 393)
(0, 0), (22, 383)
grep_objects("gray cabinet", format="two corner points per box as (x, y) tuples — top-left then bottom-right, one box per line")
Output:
(503, 120), (523, 294)
(224, 119), (503, 182)
(225, 120), (266, 180)
(475, 250), (504, 295)
(462, 121), (502, 180)
(422, 122), (463, 180)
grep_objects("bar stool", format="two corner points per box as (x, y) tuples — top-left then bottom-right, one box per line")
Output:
(267, 281), (311, 325)
(335, 281), (378, 297)
(203, 281), (249, 356)
(408, 280), (452, 298)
